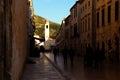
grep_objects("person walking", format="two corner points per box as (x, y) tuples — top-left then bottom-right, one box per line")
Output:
(53, 47), (57, 62)
(62, 48), (68, 65)
(39, 45), (45, 54)
(69, 47), (75, 67)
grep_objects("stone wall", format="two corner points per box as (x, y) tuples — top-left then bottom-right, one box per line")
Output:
(11, 0), (28, 80)
(0, 0), (4, 80)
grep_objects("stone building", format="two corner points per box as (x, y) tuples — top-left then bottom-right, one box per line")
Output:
(56, 0), (120, 62)
(56, 16), (72, 53)
(78, 0), (93, 56)
(96, 0), (120, 61)
(64, 15), (71, 50)
(0, 0), (34, 80)
(56, 20), (66, 52)
(70, 1), (80, 55)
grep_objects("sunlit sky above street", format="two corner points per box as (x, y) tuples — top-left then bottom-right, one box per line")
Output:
(33, 0), (77, 24)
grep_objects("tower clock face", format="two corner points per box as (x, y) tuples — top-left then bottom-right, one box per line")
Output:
(46, 25), (48, 29)
(45, 20), (49, 41)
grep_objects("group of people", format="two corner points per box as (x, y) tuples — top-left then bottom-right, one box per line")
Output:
(30, 45), (45, 57)
(52, 47), (75, 66)
(84, 46), (105, 68)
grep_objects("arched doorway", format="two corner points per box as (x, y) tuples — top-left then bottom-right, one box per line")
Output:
(115, 36), (119, 62)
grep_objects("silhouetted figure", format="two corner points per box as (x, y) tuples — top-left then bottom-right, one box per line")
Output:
(53, 48), (57, 63)
(69, 48), (75, 67)
(94, 47), (100, 67)
(100, 47), (105, 65)
(62, 48), (68, 64)
(29, 37), (35, 57)
(39, 45), (45, 54)
(109, 49), (113, 63)
(84, 46), (93, 67)
(34, 46), (40, 57)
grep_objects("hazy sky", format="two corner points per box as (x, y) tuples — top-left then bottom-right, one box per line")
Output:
(33, 0), (77, 24)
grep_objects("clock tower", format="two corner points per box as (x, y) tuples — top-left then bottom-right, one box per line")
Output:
(45, 20), (50, 41)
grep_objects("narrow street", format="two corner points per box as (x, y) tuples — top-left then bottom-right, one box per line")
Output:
(21, 53), (65, 80)
(0, 0), (120, 80)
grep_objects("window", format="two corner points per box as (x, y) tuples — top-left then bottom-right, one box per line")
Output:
(102, 8), (105, 26)
(70, 26), (73, 38)
(97, 12), (100, 27)
(88, 1), (90, 7)
(74, 7), (77, 18)
(81, 22), (82, 32)
(85, 4), (87, 9)
(83, 6), (84, 12)
(108, 5), (111, 23)
(83, 20), (84, 32)
(85, 18), (87, 32)
(75, 6), (77, 17)
(74, 23), (78, 37)
(82, 21), (83, 32)
(88, 15), (90, 31)
(115, 1), (119, 21)
(81, 8), (82, 13)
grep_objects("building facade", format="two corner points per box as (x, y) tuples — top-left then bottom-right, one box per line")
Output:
(56, 0), (120, 62)
(0, 0), (34, 80)
(56, 20), (66, 52)
(96, 0), (120, 61)
(64, 15), (71, 50)
(70, 1), (80, 55)
(79, 0), (93, 56)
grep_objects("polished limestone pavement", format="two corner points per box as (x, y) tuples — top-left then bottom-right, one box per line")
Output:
(21, 53), (65, 80)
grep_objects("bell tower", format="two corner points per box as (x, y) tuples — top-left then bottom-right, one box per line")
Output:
(45, 20), (50, 41)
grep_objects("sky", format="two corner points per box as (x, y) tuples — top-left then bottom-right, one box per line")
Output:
(33, 0), (77, 24)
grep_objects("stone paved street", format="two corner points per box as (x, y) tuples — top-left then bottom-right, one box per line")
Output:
(21, 54), (65, 80)
(45, 52), (120, 80)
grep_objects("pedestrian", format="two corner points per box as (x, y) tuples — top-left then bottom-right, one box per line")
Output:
(53, 47), (57, 62)
(94, 46), (100, 68)
(69, 47), (75, 67)
(34, 45), (40, 57)
(100, 47), (105, 65)
(62, 48), (68, 65)
(109, 49), (113, 63)
(84, 46), (93, 67)
(39, 45), (45, 54)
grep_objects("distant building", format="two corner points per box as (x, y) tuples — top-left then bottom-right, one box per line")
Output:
(44, 20), (56, 50)
(45, 20), (50, 41)
(56, 20), (66, 52)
